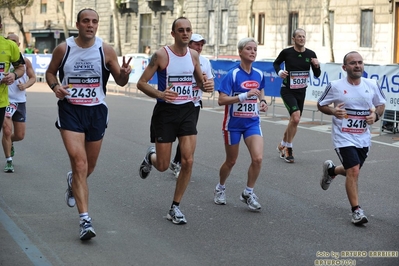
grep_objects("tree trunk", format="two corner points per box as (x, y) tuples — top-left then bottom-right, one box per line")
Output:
(111, 0), (121, 55)
(5, 0), (34, 48)
(247, 0), (254, 37)
(322, 0), (334, 62)
(177, 0), (185, 17)
(57, 0), (69, 39)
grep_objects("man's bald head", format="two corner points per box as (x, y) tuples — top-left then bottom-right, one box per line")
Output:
(7, 33), (20, 46)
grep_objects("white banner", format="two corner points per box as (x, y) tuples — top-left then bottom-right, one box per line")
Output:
(306, 63), (399, 110)
(109, 57), (149, 84)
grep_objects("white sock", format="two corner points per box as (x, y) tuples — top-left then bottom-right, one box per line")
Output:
(244, 187), (254, 195)
(216, 183), (225, 190)
(79, 213), (90, 223)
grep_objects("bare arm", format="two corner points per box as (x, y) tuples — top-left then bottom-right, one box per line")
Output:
(191, 49), (205, 91)
(218, 89), (261, 106)
(104, 44), (132, 86)
(318, 102), (346, 118)
(202, 77), (214, 93)
(17, 58), (36, 90)
(259, 88), (268, 112)
(2, 64), (25, 86)
(45, 43), (70, 98)
(137, 50), (177, 102)
(368, 104), (385, 125)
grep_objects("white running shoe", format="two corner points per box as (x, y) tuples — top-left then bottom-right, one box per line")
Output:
(321, 160), (336, 190)
(351, 208), (368, 225)
(240, 192), (261, 211)
(214, 188), (226, 205)
(166, 205), (187, 225)
(65, 171), (76, 207)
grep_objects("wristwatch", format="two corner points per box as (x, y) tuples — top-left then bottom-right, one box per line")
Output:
(50, 82), (59, 91)
(14, 72), (18, 80)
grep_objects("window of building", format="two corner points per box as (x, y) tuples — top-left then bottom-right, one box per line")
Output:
(140, 14), (152, 53)
(288, 12), (298, 45)
(360, 9), (373, 48)
(110, 15), (114, 43)
(258, 13), (265, 45)
(250, 13), (255, 38)
(125, 14), (132, 43)
(322, 11), (334, 47)
(220, 9), (228, 45)
(40, 0), (47, 14)
(208, 10), (215, 45)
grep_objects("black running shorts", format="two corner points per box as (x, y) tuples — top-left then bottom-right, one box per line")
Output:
(280, 87), (306, 115)
(335, 146), (369, 170)
(150, 101), (197, 143)
(56, 99), (108, 142)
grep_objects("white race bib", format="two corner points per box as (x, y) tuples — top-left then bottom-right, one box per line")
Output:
(168, 75), (193, 103)
(232, 93), (259, 118)
(289, 71), (309, 89)
(5, 102), (18, 118)
(66, 76), (101, 105)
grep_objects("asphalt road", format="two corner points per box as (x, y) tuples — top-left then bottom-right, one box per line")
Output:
(0, 83), (398, 266)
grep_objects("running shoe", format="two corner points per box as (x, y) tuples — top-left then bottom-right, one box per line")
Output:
(240, 192), (261, 211)
(11, 143), (15, 157)
(284, 147), (294, 163)
(166, 205), (187, 224)
(351, 208), (368, 225)
(79, 218), (96, 240)
(4, 160), (14, 173)
(139, 147), (155, 179)
(321, 160), (336, 190)
(214, 188), (226, 205)
(169, 160), (181, 178)
(65, 171), (76, 207)
(276, 143), (285, 159)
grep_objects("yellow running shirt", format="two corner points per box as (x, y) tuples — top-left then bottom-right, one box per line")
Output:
(0, 36), (23, 107)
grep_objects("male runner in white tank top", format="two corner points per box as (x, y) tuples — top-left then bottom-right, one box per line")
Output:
(137, 17), (213, 225)
(46, 8), (132, 240)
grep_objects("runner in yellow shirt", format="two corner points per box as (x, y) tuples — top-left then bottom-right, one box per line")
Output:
(0, 15), (26, 131)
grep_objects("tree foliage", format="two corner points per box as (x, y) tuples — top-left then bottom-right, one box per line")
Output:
(0, 0), (31, 7)
(1, 0), (34, 48)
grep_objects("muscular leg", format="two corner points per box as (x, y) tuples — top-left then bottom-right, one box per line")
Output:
(151, 142), (173, 172)
(173, 135), (196, 203)
(329, 164), (360, 207)
(11, 121), (26, 142)
(283, 110), (301, 143)
(219, 142), (239, 186)
(173, 144), (181, 164)
(344, 165), (360, 207)
(2, 117), (13, 158)
(61, 129), (103, 214)
(243, 135), (263, 188)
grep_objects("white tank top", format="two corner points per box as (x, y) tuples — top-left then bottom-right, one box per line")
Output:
(8, 63), (28, 103)
(59, 36), (109, 106)
(161, 46), (194, 105)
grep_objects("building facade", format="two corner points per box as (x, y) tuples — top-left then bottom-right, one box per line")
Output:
(1, 0), (398, 64)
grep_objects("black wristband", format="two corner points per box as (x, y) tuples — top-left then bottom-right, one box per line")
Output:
(50, 82), (59, 91)
(14, 72), (18, 80)
(260, 99), (267, 104)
